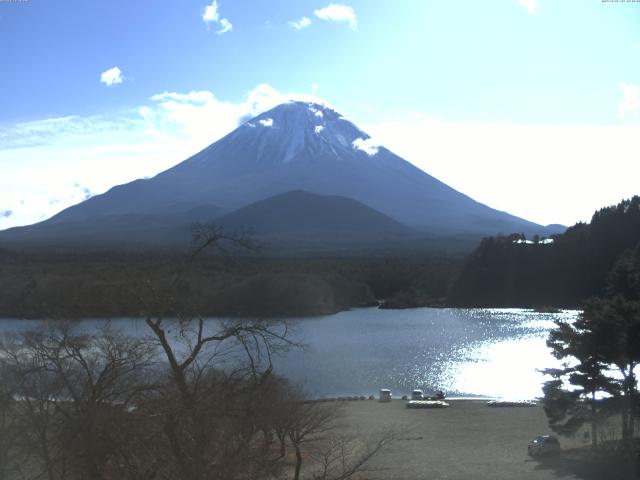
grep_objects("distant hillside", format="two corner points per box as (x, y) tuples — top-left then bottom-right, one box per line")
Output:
(217, 190), (413, 236)
(449, 196), (640, 307)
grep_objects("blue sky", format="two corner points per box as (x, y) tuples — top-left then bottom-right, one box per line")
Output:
(1, 0), (639, 228)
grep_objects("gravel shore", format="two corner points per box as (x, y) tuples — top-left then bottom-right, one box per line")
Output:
(334, 399), (597, 480)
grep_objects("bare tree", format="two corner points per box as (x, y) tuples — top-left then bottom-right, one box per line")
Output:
(288, 401), (341, 480)
(133, 225), (295, 480)
(310, 433), (394, 480)
(0, 322), (158, 480)
(0, 381), (18, 480)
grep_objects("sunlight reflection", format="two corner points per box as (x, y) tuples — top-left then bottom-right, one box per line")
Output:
(438, 337), (562, 399)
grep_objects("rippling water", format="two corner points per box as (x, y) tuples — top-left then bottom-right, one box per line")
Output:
(0, 307), (579, 399)
(270, 307), (579, 399)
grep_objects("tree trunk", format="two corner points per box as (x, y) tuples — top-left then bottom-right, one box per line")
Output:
(621, 370), (630, 442)
(38, 428), (56, 480)
(628, 366), (635, 440)
(590, 390), (598, 448)
(293, 445), (302, 480)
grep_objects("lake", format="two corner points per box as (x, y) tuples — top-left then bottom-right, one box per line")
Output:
(0, 307), (579, 399)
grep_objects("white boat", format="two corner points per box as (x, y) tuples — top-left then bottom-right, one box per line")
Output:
(406, 400), (449, 409)
(486, 400), (537, 407)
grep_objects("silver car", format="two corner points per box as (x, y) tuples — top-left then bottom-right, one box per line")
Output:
(528, 435), (560, 456)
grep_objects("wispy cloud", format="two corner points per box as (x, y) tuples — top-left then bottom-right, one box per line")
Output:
(202, 0), (233, 34)
(100, 67), (123, 86)
(0, 115), (139, 150)
(314, 4), (357, 30)
(518, 0), (539, 15)
(217, 18), (232, 34)
(618, 83), (640, 119)
(0, 210), (13, 218)
(289, 16), (312, 30)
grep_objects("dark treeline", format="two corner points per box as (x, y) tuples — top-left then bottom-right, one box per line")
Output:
(450, 196), (640, 308)
(0, 248), (461, 319)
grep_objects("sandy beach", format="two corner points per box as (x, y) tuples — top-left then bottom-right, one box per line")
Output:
(333, 399), (635, 480)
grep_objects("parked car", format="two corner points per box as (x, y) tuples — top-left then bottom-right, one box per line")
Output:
(411, 389), (423, 400)
(528, 435), (560, 456)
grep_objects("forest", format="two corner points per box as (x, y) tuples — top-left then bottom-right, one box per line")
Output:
(0, 247), (460, 319)
(450, 196), (640, 308)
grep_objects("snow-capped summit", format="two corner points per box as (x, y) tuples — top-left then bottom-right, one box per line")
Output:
(184, 101), (378, 167)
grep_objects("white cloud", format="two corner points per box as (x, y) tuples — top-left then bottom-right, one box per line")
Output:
(202, 0), (220, 23)
(618, 83), (640, 119)
(518, 0), (539, 15)
(202, 0), (233, 34)
(314, 4), (357, 30)
(100, 67), (123, 86)
(311, 82), (319, 94)
(217, 18), (233, 34)
(634, 43), (640, 49)
(289, 16), (312, 30)
(352, 137), (379, 156)
(259, 118), (274, 127)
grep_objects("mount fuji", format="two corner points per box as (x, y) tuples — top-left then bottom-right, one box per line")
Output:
(0, 101), (562, 250)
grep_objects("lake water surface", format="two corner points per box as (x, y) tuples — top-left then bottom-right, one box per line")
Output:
(270, 307), (579, 399)
(0, 307), (579, 399)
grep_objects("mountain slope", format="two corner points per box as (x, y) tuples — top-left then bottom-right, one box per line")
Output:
(216, 190), (413, 236)
(0, 101), (562, 249)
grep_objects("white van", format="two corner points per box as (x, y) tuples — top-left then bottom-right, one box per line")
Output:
(411, 389), (423, 400)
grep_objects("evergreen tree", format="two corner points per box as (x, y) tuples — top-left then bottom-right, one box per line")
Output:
(542, 240), (640, 449)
